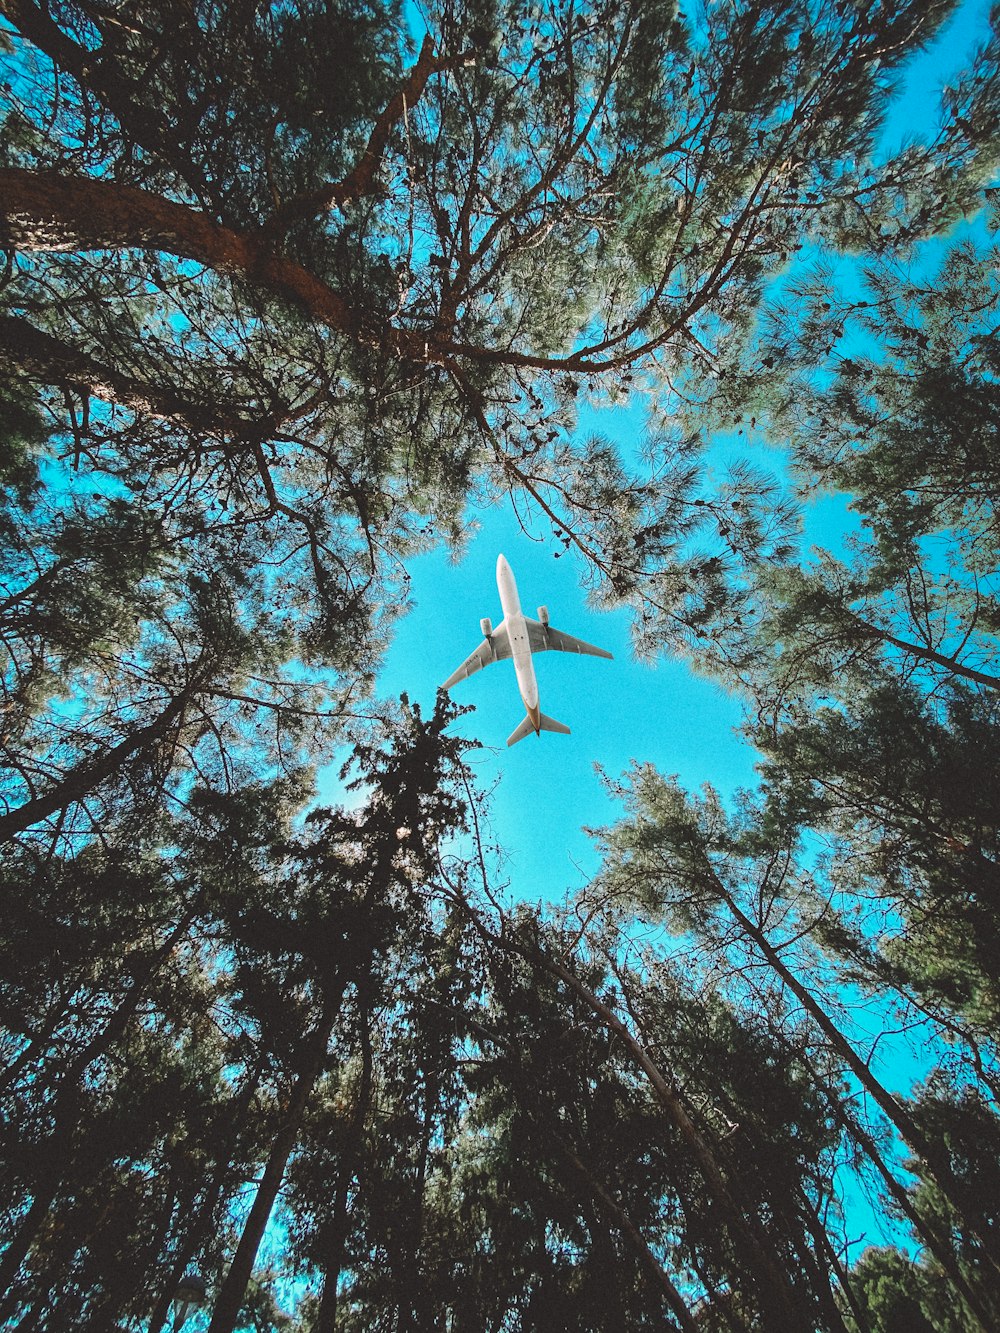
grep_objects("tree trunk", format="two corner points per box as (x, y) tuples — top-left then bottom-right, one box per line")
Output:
(793, 1186), (861, 1333)
(206, 996), (340, 1333)
(0, 552), (73, 621)
(802, 1046), (997, 1333)
(0, 905), (198, 1312)
(556, 1137), (699, 1332)
(0, 314), (284, 439)
(393, 1073), (436, 1333)
(315, 1002), (373, 1333)
(0, 169), (359, 335)
(577, 1194), (630, 1330)
(511, 932), (806, 1327)
(0, 1006), (67, 1096)
(0, 168), (624, 376)
(851, 612), (1000, 692)
(720, 883), (1000, 1293)
(0, 681), (197, 842)
(147, 1064), (266, 1333)
(0, 1181), (62, 1320)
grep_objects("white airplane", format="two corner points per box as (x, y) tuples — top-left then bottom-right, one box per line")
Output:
(442, 553), (613, 747)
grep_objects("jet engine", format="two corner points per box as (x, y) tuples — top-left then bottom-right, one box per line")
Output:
(480, 617), (493, 638)
(537, 605), (550, 626)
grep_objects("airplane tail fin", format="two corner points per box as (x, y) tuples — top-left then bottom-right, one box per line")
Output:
(506, 712), (571, 747)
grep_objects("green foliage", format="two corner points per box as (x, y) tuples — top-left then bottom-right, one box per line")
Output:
(2, 0), (992, 681)
(2, 0), (1000, 1328)
(847, 1248), (946, 1333)
(0, 374), (45, 495)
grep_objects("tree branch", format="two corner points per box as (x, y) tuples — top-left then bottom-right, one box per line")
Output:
(0, 0), (211, 204)
(0, 312), (297, 439)
(260, 35), (476, 245)
(0, 168), (362, 333)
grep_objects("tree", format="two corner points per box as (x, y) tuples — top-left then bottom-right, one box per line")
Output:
(3, 0), (996, 666)
(0, 695), (476, 1331)
(753, 681), (1000, 1036)
(0, 341), (375, 849)
(3, 1), (1000, 1327)
(583, 764), (1000, 1329)
(767, 225), (1000, 564)
(690, 199), (1000, 713)
(846, 1248), (943, 1333)
(0, 822), (254, 1328)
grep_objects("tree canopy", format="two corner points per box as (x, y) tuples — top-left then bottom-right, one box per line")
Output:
(2, 0), (1000, 1328)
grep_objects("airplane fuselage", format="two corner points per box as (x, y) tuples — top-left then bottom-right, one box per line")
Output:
(496, 554), (541, 726)
(442, 552), (610, 746)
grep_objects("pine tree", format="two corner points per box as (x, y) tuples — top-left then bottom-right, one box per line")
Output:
(3, 2), (1000, 1327)
(583, 764), (1000, 1329)
(3, 0), (997, 665)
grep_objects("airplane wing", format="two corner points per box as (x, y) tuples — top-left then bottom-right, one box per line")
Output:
(442, 623), (511, 689)
(525, 618), (613, 660)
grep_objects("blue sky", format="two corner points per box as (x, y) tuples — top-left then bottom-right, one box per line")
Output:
(365, 0), (997, 905)
(378, 503), (756, 894)
(880, 0), (994, 153)
(300, 0), (1000, 1299)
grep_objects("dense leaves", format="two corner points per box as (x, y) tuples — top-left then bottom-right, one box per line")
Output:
(2, 0), (1000, 1329)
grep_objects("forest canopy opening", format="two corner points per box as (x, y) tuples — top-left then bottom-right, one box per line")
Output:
(1, 0), (1000, 1328)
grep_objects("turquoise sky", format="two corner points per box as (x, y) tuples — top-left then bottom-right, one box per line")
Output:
(379, 501), (756, 895)
(299, 0), (1000, 1291)
(370, 0), (996, 906)
(370, 11), (1000, 1262)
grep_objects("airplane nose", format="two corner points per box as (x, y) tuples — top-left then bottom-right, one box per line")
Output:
(496, 553), (509, 574)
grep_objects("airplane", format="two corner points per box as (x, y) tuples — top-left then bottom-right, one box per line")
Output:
(442, 553), (613, 747)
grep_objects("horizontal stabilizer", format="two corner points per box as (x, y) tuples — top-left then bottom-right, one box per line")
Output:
(507, 712), (572, 747)
(507, 716), (534, 747)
